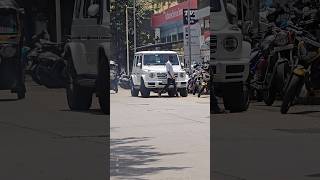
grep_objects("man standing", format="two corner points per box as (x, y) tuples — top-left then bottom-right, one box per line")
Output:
(159, 56), (179, 97)
(211, 66), (225, 114)
(211, 90), (225, 114)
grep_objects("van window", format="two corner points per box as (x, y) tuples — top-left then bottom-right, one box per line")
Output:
(211, 0), (221, 12)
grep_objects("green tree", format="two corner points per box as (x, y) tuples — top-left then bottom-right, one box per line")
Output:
(111, 0), (155, 71)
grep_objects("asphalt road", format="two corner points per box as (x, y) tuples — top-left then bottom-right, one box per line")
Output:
(213, 100), (320, 180)
(110, 88), (210, 180)
(0, 78), (108, 180)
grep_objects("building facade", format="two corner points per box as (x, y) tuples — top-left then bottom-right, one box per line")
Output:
(152, 0), (201, 66)
(198, 0), (209, 62)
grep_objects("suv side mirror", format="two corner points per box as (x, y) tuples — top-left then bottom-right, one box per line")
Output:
(226, 3), (237, 17)
(88, 4), (100, 17)
(181, 63), (185, 68)
(137, 63), (142, 67)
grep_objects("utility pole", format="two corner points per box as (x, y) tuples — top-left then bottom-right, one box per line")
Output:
(126, 5), (130, 75)
(188, 0), (192, 68)
(55, 0), (61, 43)
(126, 5), (133, 75)
(133, 0), (137, 53)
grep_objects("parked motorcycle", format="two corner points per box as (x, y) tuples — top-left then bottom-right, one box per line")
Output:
(27, 31), (67, 88)
(281, 27), (320, 114)
(262, 27), (297, 106)
(110, 60), (119, 93)
(197, 69), (210, 98)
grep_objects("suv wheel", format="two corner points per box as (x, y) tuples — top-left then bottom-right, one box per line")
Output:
(140, 79), (150, 98)
(168, 89), (175, 97)
(66, 56), (93, 111)
(130, 80), (139, 97)
(17, 91), (25, 100)
(67, 82), (93, 111)
(223, 82), (249, 113)
(180, 88), (188, 97)
(97, 53), (109, 114)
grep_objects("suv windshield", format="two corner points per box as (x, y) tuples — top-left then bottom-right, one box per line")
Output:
(211, 0), (221, 12)
(144, 54), (180, 66)
(0, 13), (17, 34)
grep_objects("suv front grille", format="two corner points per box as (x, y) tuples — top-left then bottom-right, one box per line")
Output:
(211, 65), (216, 74)
(157, 73), (178, 80)
(210, 35), (217, 53)
(226, 65), (245, 73)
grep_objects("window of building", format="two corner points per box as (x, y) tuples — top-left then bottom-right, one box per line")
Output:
(166, 36), (171, 42)
(178, 32), (183, 40)
(172, 34), (177, 42)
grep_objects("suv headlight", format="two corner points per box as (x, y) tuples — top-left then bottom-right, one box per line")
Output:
(1, 45), (17, 58)
(149, 72), (155, 79)
(223, 36), (238, 52)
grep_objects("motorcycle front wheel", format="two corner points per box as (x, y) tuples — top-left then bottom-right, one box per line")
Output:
(280, 74), (304, 114)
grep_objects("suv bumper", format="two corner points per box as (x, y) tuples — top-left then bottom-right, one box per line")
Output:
(144, 80), (187, 89)
(212, 59), (249, 83)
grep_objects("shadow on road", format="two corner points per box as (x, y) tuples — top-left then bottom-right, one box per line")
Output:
(110, 137), (189, 180)
(0, 98), (19, 102)
(290, 111), (320, 115)
(61, 109), (105, 115)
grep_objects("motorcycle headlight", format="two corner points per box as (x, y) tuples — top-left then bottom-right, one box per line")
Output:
(149, 72), (155, 79)
(223, 36), (238, 52)
(1, 45), (17, 58)
(274, 31), (288, 46)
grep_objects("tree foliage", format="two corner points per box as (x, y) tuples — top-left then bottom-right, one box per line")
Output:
(111, 0), (155, 69)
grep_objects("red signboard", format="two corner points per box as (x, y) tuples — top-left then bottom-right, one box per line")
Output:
(151, 0), (197, 28)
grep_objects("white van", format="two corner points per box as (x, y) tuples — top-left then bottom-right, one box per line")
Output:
(130, 51), (188, 98)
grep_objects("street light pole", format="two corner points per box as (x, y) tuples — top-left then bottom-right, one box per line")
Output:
(133, 0), (137, 54)
(126, 5), (130, 75)
(188, 0), (192, 68)
(55, 0), (61, 43)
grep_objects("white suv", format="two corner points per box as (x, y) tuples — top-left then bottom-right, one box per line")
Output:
(64, 0), (110, 114)
(130, 51), (188, 98)
(211, 0), (251, 112)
